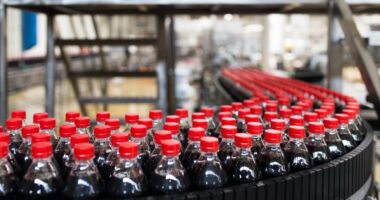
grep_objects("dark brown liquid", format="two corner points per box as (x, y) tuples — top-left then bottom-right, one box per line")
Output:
(107, 173), (147, 198)
(230, 156), (261, 183)
(63, 174), (104, 200)
(192, 159), (228, 189)
(259, 148), (288, 178)
(19, 176), (63, 200)
(149, 173), (190, 194)
(0, 173), (18, 199)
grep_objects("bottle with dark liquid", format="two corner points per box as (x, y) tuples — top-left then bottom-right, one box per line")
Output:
(145, 130), (172, 178)
(107, 141), (147, 198)
(63, 134), (90, 178)
(259, 129), (288, 178)
(236, 109), (250, 133)
(93, 125), (112, 177)
(291, 105), (303, 117)
(192, 118), (208, 132)
(149, 110), (163, 134)
(264, 112), (278, 130)
(65, 111), (80, 125)
(321, 104), (334, 118)
(0, 142), (18, 199)
(16, 125), (39, 177)
(305, 122), (331, 165)
(75, 117), (94, 143)
(11, 110), (27, 126)
(102, 132), (129, 182)
(342, 109), (363, 144)
(345, 104), (366, 134)
(193, 136), (228, 189)
(218, 125), (237, 170)
(335, 113), (357, 151)
(279, 108), (292, 129)
(0, 133), (21, 177)
(201, 107), (218, 137)
(247, 122), (264, 163)
(137, 118), (154, 151)
(323, 118), (346, 159)
(54, 124), (76, 172)
(315, 108), (328, 123)
(19, 142), (63, 199)
(216, 117), (235, 142)
(304, 112), (318, 134)
(31, 133), (61, 171)
(215, 112), (233, 142)
(63, 143), (105, 200)
(231, 102), (243, 120)
(40, 118), (58, 149)
(105, 118), (121, 134)
(270, 119), (288, 149)
(96, 111), (110, 126)
(231, 133), (261, 183)
(130, 125), (150, 170)
(181, 127), (204, 172)
(33, 112), (48, 127)
(150, 139), (189, 194)
(279, 97), (291, 109)
(5, 118), (23, 156)
(176, 108), (190, 150)
(124, 113), (139, 133)
(283, 126), (313, 172)
(250, 105), (264, 125)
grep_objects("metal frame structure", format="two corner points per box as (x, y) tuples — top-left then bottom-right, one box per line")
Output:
(1, 0), (380, 125)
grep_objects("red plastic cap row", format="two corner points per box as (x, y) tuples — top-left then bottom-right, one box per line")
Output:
(264, 112), (278, 122)
(315, 109), (327, 119)
(238, 109), (250, 119)
(266, 103), (278, 112)
(342, 109), (355, 119)
(125, 113), (139, 123)
(188, 127), (205, 141)
(0, 133), (10, 145)
(200, 136), (218, 152)
(175, 108), (188, 118)
(271, 119), (286, 131)
(149, 110), (163, 119)
(154, 130), (172, 145)
(22, 125), (39, 138)
(32, 142), (52, 159)
(137, 118), (153, 129)
(243, 99), (255, 108)
(250, 105), (262, 115)
(96, 111), (110, 122)
(111, 133), (129, 147)
(119, 142), (138, 159)
(11, 110), (26, 119)
(161, 139), (181, 156)
(279, 108), (292, 118)
(291, 106), (303, 115)
(221, 117), (236, 126)
(66, 112), (80, 122)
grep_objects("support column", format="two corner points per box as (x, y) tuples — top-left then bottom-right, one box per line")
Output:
(0, 3), (7, 125)
(45, 14), (55, 116)
(166, 15), (176, 114)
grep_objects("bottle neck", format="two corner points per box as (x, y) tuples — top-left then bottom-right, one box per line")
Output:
(252, 134), (262, 140)
(97, 121), (105, 126)
(118, 157), (138, 167)
(221, 137), (234, 144)
(201, 151), (218, 161)
(180, 118), (189, 126)
(132, 136), (146, 144)
(66, 121), (75, 125)
(8, 129), (21, 135)
(77, 127), (90, 133)
(325, 128), (338, 135)
(111, 129), (119, 134)
(339, 123), (348, 129)
(32, 156), (54, 162)
(152, 119), (163, 130)
(60, 137), (70, 143)
(265, 142), (281, 147)
(289, 137), (304, 143)
(23, 137), (32, 145)
(74, 159), (94, 166)
(94, 137), (110, 143)
(236, 147), (253, 157)
(308, 132), (325, 139)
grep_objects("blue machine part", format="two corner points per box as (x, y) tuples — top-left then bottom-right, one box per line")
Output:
(22, 11), (37, 51)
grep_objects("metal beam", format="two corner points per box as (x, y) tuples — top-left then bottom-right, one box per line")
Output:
(55, 38), (157, 46)
(0, 3), (7, 125)
(68, 71), (156, 78)
(78, 97), (157, 104)
(45, 14), (56, 116)
(166, 15), (176, 114)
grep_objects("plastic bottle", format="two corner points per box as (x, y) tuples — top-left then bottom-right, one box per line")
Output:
(345, 104), (366, 134)
(16, 125), (39, 176)
(149, 110), (163, 134)
(279, 97), (291, 109)
(259, 129), (288, 178)
(65, 112), (80, 125)
(283, 126), (312, 172)
(63, 143), (105, 200)
(6, 118), (23, 156)
(192, 118), (208, 132)
(236, 108), (250, 133)
(19, 142), (63, 199)
(323, 118), (346, 159)
(279, 108), (292, 128)
(63, 134), (90, 178)
(305, 122), (331, 165)
(247, 122), (264, 163)
(124, 113), (139, 133)
(150, 139), (189, 194)
(181, 127), (204, 172)
(31, 133), (60, 170)
(40, 118), (58, 148)
(335, 113), (357, 151)
(75, 117), (93, 143)
(106, 141), (147, 198)
(130, 125), (150, 170)
(215, 112), (233, 141)
(105, 118), (120, 134)
(231, 102), (243, 120)
(54, 124), (76, 172)
(102, 133), (129, 182)
(263, 112), (278, 129)
(96, 111), (110, 125)
(0, 133), (21, 178)
(315, 108), (328, 123)
(201, 107), (218, 137)
(342, 109), (363, 144)
(304, 112), (318, 133)
(0, 142), (18, 199)
(33, 112), (48, 126)
(270, 119), (288, 149)
(291, 105), (303, 117)
(176, 108), (190, 150)
(164, 122), (180, 142)
(218, 125), (237, 169)
(231, 133), (261, 183)
(250, 105), (264, 125)
(321, 105), (334, 117)
(137, 118), (155, 151)
(93, 125), (112, 176)
(11, 110), (27, 126)
(145, 130), (172, 178)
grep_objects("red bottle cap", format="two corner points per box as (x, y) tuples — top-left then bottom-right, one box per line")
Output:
(96, 111), (110, 122)
(111, 133), (129, 147)
(11, 110), (26, 119)
(188, 127), (205, 141)
(290, 116), (304, 126)
(31, 133), (51, 143)
(264, 129), (282, 143)
(6, 118), (22, 130)
(0, 133), (10, 145)
(342, 109), (356, 119)
(201, 107), (214, 118)
(125, 113), (139, 123)
(75, 117), (90, 128)
(192, 112), (206, 120)
(238, 109), (250, 119)
(137, 118), (153, 129)
(218, 112), (232, 121)
(175, 108), (188, 118)
(0, 126), (2, 133)
(166, 115), (180, 123)
(161, 139), (181, 156)
(279, 108), (292, 118)
(266, 103), (278, 112)
(288, 125), (305, 138)
(308, 122), (325, 134)
(247, 122), (263, 135)
(279, 97), (290, 106)
(65, 112), (80, 122)
(22, 125), (39, 138)
(250, 97), (260, 105)
(243, 99), (255, 108)
(105, 119), (121, 130)
(200, 136), (218, 152)
(250, 105), (262, 115)
(192, 119), (208, 130)
(260, 96), (269, 102)
(32, 142), (52, 159)
(93, 125), (111, 138)
(154, 130), (172, 145)
(245, 114), (259, 123)
(291, 106), (303, 115)
(119, 142), (138, 159)
(40, 118), (56, 129)
(315, 109), (327, 119)
(74, 143), (94, 160)
(298, 102), (310, 111)
(59, 124), (76, 138)
(345, 105), (359, 114)
(130, 125), (147, 138)
(220, 105), (233, 113)
(221, 125), (237, 138)
(271, 119), (286, 131)
(164, 122), (179, 135)
(0, 142), (8, 158)
(335, 113), (349, 124)
(232, 102), (243, 110)
(149, 110), (163, 119)
(264, 112), (278, 122)
(323, 117), (339, 129)
(33, 112), (48, 124)
(304, 112), (318, 123)
(235, 133), (252, 148)
(221, 117), (236, 126)
(70, 134), (90, 148)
